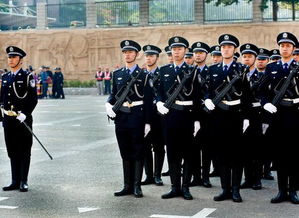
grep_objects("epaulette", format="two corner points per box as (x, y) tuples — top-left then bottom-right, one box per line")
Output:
(112, 68), (123, 74)
(160, 63), (171, 69)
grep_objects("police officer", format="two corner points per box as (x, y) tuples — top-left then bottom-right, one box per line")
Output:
(184, 48), (194, 66)
(269, 49), (281, 62)
(52, 67), (65, 99)
(189, 41), (212, 188)
(0, 46), (38, 192)
(105, 40), (152, 198)
(157, 36), (201, 200)
(210, 45), (223, 64)
(255, 48), (275, 181)
(239, 43), (264, 190)
(141, 44), (165, 186)
(233, 52), (240, 62)
(164, 46), (174, 65)
(259, 32), (299, 204)
(293, 44), (299, 62)
(204, 34), (251, 203)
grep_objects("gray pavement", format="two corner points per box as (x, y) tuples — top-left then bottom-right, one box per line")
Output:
(0, 95), (298, 218)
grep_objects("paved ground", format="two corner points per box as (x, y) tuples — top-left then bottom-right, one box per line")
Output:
(0, 95), (298, 218)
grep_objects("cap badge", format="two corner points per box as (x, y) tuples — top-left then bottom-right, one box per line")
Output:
(147, 45), (151, 50)
(125, 41), (129, 46)
(215, 46), (219, 51)
(246, 44), (250, 49)
(224, 35), (229, 40)
(274, 50), (277, 54)
(197, 42), (201, 47)
(260, 49), (264, 53)
(9, 47), (13, 52)
(283, 33), (288, 38)
(174, 37), (179, 42)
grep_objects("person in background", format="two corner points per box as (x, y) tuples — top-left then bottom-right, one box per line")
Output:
(95, 67), (104, 95)
(104, 67), (112, 95)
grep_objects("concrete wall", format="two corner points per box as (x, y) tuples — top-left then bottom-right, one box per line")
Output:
(0, 22), (298, 81)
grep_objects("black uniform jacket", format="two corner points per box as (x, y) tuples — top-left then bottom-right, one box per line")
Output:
(0, 69), (37, 127)
(107, 65), (152, 128)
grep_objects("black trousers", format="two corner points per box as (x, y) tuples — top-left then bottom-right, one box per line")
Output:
(163, 110), (193, 188)
(209, 109), (243, 190)
(4, 116), (33, 183)
(269, 107), (299, 192)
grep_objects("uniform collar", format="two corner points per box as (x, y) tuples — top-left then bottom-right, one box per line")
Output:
(173, 61), (185, 69)
(222, 60), (233, 70)
(126, 64), (137, 74)
(11, 68), (21, 75)
(280, 59), (294, 67)
(247, 68), (256, 78)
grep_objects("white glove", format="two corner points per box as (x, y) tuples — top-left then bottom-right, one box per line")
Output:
(262, 123), (269, 135)
(156, 101), (169, 115)
(193, 121), (201, 137)
(105, 102), (116, 118)
(16, 112), (26, 123)
(263, 103), (277, 114)
(204, 99), (215, 111)
(144, 123), (151, 137)
(242, 119), (250, 133)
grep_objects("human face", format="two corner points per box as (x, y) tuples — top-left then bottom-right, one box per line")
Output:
(279, 42), (295, 59)
(256, 58), (269, 71)
(194, 51), (207, 65)
(7, 55), (22, 69)
(211, 54), (222, 64)
(145, 54), (158, 67)
(171, 46), (186, 62)
(221, 44), (235, 59)
(293, 54), (299, 62)
(167, 54), (173, 64)
(184, 57), (194, 65)
(122, 50), (138, 64)
(241, 53), (256, 67)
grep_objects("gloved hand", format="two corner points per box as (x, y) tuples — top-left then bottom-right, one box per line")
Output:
(144, 123), (151, 137)
(105, 102), (116, 118)
(193, 121), (201, 137)
(263, 103), (277, 114)
(262, 123), (269, 135)
(156, 101), (169, 115)
(16, 112), (26, 123)
(204, 99), (215, 111)
(242, 119), (250, 133)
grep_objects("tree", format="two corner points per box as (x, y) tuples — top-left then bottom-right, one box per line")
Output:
(205, 0), (298, 21)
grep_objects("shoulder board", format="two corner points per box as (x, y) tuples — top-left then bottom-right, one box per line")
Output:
(160, 64), (171, 69)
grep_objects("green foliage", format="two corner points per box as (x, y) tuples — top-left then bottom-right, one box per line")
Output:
(64, 80), (96, 88)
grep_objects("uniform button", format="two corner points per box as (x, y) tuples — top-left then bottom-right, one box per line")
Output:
(8, 102), (10, 104)
(9, 86), (11, 88)
(8, 93), (10, 96)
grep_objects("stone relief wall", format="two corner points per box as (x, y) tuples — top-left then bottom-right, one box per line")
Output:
(0, 22), (298, 81)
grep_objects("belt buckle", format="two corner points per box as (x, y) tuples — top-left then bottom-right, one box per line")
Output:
(127, 102), (133, 108)
(7, 110), (17, 116)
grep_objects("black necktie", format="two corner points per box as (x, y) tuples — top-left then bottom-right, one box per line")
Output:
(223, 65), (228, 76)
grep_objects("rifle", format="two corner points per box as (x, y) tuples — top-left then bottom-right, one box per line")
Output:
(204, 65), (249, 112)
(272, 63), (299, 106)
(112, 70), (142, 114)
(163, 67), (196, 111)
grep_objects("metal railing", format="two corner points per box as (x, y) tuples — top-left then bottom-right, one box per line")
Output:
(204, 0), (252, 23)
(0, 1), (299, 31)
(263, 0), (299, 21)
(149, 0), (194, 25)
(96, 0), (139, 27)
(47, 3), (86, 29)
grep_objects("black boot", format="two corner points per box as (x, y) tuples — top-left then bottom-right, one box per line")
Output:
(161, 170), (169, 176)
(252, 180), (262, 190)
(182, 185), (193, 200)
(263, 161), (274, 180)
(271, 191), (289, 203)
(232, 187), (242, 202)
(20, 181), (28, 192)
(214, 165), (231, 201)
(141, 147), (154, 185)
(161, 186), (181, 199)
(213, 189), (232, 201)
(289, 191), (299, 204)
(154, 152), (164, 186)
(133, 160), (143, 198)
(114, 160), (133, 196)
(3, 158), (20, 191)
